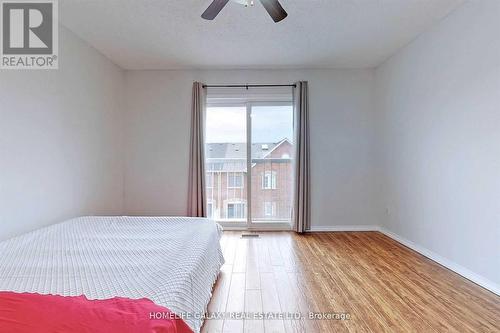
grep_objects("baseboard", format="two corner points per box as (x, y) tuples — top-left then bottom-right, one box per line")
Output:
(307, 225), (380, 232)
(379, 227), (500, 296)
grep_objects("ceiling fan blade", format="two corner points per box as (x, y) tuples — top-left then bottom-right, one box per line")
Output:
(202, 0), (231, 20)
(259, 0), (288, 22)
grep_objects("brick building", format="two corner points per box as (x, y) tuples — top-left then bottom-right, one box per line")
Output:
(206, 139), (293, 223)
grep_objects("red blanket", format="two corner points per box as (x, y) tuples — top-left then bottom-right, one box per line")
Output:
(0, 292), (193, 333)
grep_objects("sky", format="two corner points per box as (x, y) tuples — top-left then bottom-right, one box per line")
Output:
(206, 106), (294, 143)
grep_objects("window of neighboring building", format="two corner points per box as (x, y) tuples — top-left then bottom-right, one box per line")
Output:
(228, 172), (244, 188)
(206, 173), (214, 188)
(264, 202), (276, 217)
(207, 201), (214, 218)
(209, 162), (224, 171)
(262, 171), (277, 189)
(227, 202), (246, 219)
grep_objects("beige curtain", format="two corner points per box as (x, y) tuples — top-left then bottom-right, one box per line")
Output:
(187, 82), (207, 217)
(293, 81), (311, 233)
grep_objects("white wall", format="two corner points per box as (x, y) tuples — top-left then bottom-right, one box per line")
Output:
(375, 0), (500, 290)
(0, 26), (125, 240)
(124, 69), (378, 229)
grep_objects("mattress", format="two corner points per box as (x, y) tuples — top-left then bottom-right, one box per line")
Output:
(0, 216), (224, 333)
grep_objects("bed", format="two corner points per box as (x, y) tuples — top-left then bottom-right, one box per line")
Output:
(0, 216), (224, 333)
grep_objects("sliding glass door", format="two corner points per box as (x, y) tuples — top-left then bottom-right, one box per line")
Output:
(250, 104), (294, 225)
(205, 106), (248, 227)
(205, 101), (294, 230)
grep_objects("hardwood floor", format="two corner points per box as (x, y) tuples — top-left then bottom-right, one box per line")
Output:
(201, 231), (500, 333)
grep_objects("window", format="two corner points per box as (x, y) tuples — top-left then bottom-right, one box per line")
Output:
(251, 105), (293, 224)
(207, 201), (214, 218)
(208, 162), (224, 171)
(228, 172), (244, 188)
(264, 202), (276, 217)
(227, 202), (246, 219)
(204, 97), (294, 227)
(206, 173), (214, 188)
(262, 171), (277, 189)
(205, 106), (248, 224)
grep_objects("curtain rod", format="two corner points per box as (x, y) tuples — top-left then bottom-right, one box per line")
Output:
(202, 84), (296, 89)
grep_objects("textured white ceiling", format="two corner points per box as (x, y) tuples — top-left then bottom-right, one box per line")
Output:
(59, 0), (464, 70)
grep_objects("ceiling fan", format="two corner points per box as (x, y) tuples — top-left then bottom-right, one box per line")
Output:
(202, 0), (288, 23)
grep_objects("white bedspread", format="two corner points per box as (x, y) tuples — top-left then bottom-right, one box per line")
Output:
(0, 216), (224, 333)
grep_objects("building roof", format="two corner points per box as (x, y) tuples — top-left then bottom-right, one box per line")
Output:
(206, 142), (278, 160)
(206, 139), (291, 172)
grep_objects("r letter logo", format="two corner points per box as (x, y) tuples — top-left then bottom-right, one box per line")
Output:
(1, 0), (58, 69)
